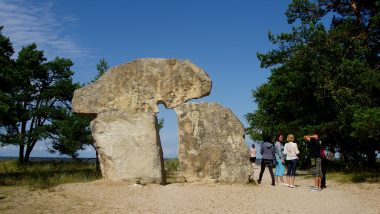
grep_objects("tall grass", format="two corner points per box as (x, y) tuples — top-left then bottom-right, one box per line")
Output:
(164, 158), (185, 183)
(325, 160), (379, 183)
(328, 171), (379, 183)
(164, 158), (180, 172)
(0, 159), (183, 188)
(0, 160), (101, 189)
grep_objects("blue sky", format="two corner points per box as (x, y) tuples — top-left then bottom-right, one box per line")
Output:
(0, 0), (293, 158)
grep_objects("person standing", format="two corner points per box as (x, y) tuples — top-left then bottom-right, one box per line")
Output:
(274, 133), (285, 185)
(304, 132), (322, 191)
(257, 135), (275, 186)
(321, 141), (327, 189)
(283, 134), (299, 188)
(320, 140), (334, 189)
(249, 144), (256, 181)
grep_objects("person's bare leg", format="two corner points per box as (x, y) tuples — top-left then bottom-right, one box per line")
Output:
(317, 176), (322, 190)
(280, 176), (284, 184)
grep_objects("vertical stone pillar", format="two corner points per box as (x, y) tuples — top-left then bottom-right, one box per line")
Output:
(90, 111), (166, 184)
(175, 102), (252, 183)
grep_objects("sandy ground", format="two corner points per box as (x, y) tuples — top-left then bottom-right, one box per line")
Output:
(1, 169), (379, 214)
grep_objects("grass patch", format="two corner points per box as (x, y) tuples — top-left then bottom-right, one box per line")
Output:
(164, 158), (185, 183)
(164, 158), (180, 172)
(0, 160), (101, 189)
(323, 160), (379, 183)
(328, 171), (379, 183)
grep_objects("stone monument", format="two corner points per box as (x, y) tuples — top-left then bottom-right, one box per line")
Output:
(72, 58), (211, 184)
(72, 58), (251, 184)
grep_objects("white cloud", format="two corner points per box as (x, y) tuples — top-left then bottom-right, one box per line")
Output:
(0, 0), (89, 60)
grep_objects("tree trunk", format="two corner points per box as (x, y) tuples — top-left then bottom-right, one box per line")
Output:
(350, 0), (363, 26)
(18, 121), (27, 163)
(24, 145), (32, 163)
(91, 143), (101, 173)
(341, 152), (350, 171)
(18, 143), (24, 163)
(366, 150), (376, 168)
(24, 140), (37, 163)
(95, 148), (101, 173)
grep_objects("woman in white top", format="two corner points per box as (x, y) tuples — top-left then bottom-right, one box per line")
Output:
(283, 134), (299, 188)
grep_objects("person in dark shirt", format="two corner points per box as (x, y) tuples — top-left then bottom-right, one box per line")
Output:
(304, 133), (322, 191)
(257, 134), (275, 186)
(320, 140), (333, 189)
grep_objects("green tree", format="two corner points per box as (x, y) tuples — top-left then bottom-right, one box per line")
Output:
(0, 26), (16, 128)
(246, 0), (380, 167)
(48, 112), (93, 159)
(158, 118), (164, 130)
(0, 28), (78, 163)
(92, 58), (109, 82)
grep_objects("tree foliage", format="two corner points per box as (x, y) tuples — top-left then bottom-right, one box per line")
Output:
(0, 26), (15, 128)
(0, 26), (80, 163)
(246, 0), (380, 167)
(48, 112), (94, 159)
(91, 58), (109, 83)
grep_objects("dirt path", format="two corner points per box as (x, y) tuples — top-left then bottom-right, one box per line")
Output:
(1, 169), (379, 214)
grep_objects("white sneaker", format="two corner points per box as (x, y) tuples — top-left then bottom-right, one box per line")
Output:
(290, 185), (295, 188)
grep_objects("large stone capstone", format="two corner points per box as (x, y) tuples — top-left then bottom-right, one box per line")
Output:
(175, 102), (252, 183)
(72, 58), (212, 114)
(90, 110), (165, 184)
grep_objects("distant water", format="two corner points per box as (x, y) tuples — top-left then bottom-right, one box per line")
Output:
(0, 156), (181, 163)
(0, 157), (266, 164)
(0, 156), (96, 163)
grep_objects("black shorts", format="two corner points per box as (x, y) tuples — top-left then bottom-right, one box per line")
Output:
(250, 157), (256, 163)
